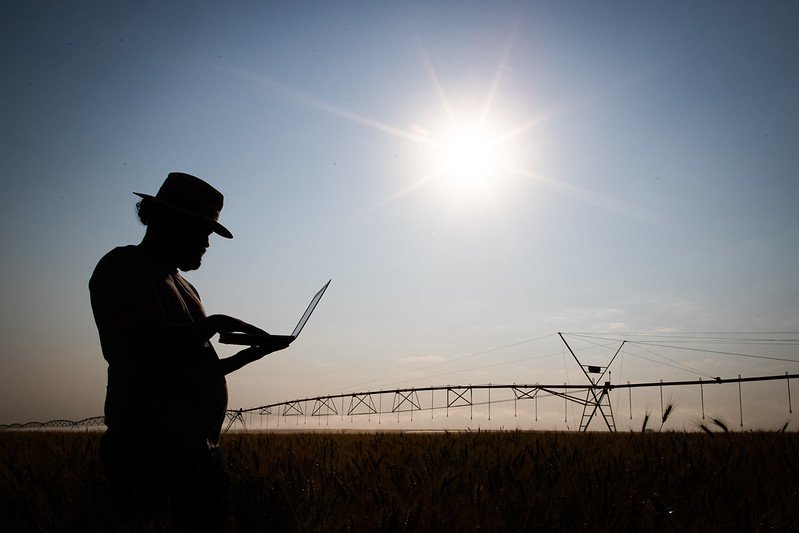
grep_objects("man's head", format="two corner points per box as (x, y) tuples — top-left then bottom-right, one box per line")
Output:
(135, 172), (232, 271)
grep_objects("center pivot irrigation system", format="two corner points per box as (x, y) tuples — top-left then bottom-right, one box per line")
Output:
(225, 332), (799, 432)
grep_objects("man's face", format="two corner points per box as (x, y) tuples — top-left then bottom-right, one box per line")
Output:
(169, 218), (214, 272)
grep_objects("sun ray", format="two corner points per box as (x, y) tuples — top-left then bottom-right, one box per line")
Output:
(224, 65), (435, 147)
(495, 111), (552, 145)
(478, 18), (519, 129)
(503, 164), (661, 225)
(373, 170), (442, 209)
(419, 45), (456, 125)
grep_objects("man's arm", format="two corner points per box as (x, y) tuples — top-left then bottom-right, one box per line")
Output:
(218, 340), (292, 375)
(90, 247), (281, 368)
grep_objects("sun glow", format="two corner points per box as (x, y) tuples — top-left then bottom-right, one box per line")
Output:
(423, 114), (519, 212)
(437, 126), (506, 194)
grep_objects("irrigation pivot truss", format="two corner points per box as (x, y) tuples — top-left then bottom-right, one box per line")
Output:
(226, 374), (798, 433)
(227, 332), (799, 432)
(0, 416), (105, 430)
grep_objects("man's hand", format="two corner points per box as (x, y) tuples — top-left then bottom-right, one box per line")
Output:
(236, 338), (292, 362)
(200, 314), (266, 341)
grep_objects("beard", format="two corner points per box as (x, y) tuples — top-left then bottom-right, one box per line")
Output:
(177, 248), (206, 272)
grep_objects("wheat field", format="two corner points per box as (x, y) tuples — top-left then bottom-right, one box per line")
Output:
(1, 430), (797, 531)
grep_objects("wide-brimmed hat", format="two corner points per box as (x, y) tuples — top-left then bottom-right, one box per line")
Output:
(134, 172), (233, 239)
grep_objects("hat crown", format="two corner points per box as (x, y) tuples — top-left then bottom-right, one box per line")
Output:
(156, 172), (224, 219)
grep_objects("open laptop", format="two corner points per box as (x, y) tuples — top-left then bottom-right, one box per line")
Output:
(219, 279), (331, 347)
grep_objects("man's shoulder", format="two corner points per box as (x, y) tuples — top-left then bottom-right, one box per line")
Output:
(95, 245), (142, 268)
(90, 246), (144, 285)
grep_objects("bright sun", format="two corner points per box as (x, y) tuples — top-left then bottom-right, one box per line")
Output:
(435, 124), (508, 197)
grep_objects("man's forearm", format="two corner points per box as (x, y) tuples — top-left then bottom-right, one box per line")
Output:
(219, 344), (282, 375)
(219, 352), (254, 375)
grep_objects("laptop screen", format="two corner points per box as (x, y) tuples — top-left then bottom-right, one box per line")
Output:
(291, 279), (331, 337)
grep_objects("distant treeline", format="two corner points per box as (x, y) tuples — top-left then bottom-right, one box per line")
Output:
(1, 431), (798, 530)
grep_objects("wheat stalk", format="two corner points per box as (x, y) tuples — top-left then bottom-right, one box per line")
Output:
(658, 403), (675, 432)
(710, 417), (730, 433)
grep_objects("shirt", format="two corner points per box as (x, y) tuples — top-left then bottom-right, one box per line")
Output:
(89, 245), (227, 455)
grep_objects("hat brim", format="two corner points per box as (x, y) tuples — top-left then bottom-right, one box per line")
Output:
(134, 193), (233, 239)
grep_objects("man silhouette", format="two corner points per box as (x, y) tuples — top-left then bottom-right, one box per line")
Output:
(89, 172), (288, 528)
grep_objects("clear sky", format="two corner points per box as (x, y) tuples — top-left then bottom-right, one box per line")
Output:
(2, 1), (798, 430)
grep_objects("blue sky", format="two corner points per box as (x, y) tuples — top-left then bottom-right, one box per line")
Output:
(2, 1), (798, 429)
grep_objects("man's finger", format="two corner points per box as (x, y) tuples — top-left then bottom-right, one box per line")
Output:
(240, 322), (268, 335)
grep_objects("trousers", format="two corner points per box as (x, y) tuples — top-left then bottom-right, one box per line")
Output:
(100, 430), (231, 531)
